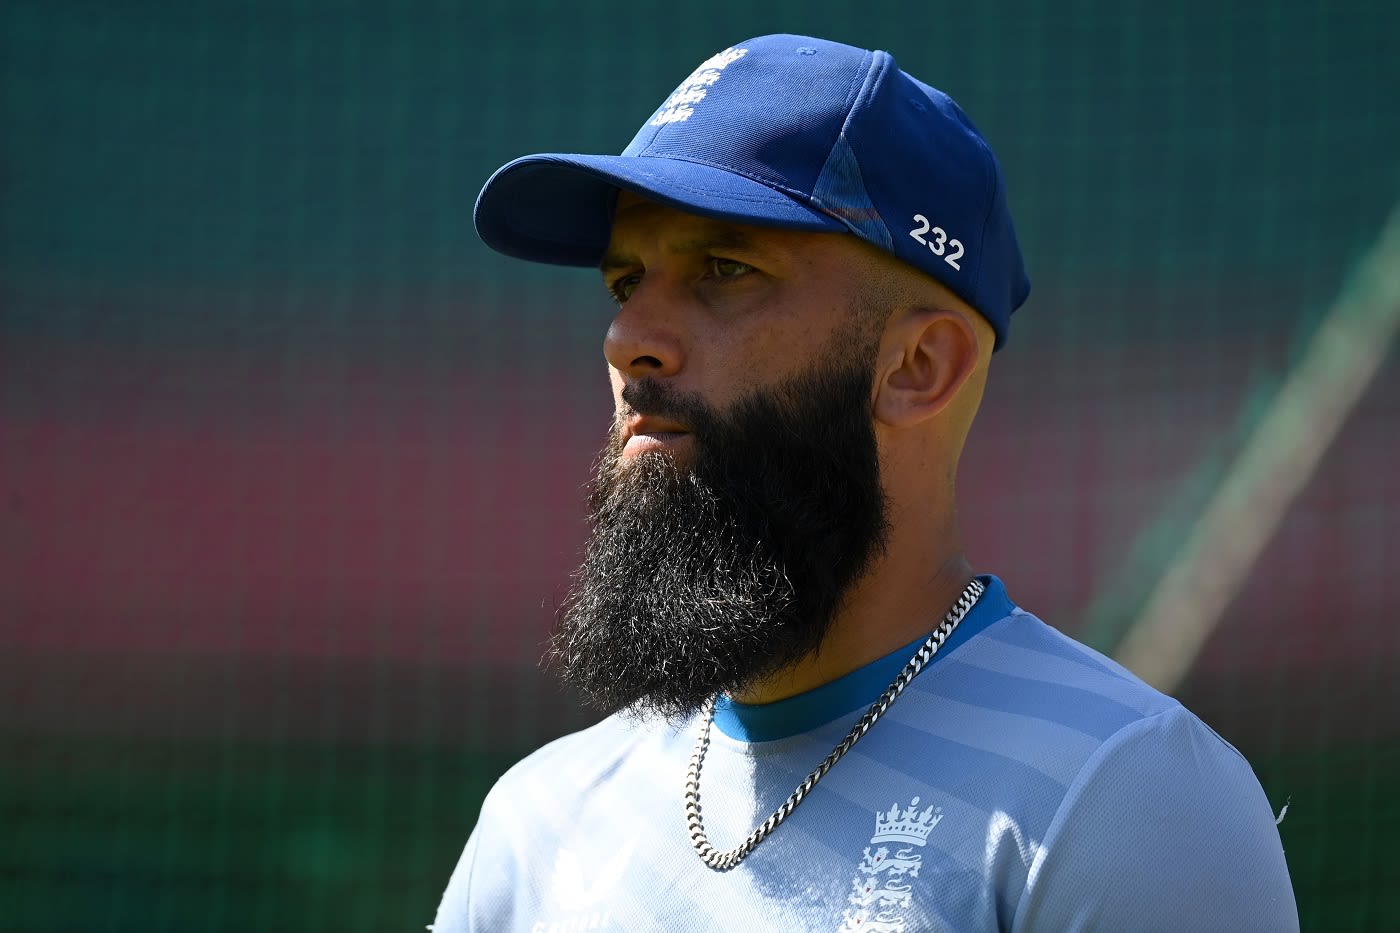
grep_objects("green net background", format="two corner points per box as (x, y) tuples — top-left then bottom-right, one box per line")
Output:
(3, 1), (1397, 929)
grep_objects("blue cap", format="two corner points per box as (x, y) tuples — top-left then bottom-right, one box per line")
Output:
(474, 34), (1030, 349)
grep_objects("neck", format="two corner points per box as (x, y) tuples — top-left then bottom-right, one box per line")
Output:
(731, 520), (973, 705)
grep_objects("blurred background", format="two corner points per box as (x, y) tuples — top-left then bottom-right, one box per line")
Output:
(2, 0), (1396, 929)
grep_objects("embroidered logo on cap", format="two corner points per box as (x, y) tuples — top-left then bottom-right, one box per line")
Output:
(649, 46), (748, 126)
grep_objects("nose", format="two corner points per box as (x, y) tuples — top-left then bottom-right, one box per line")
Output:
(602, 282), (685, 381)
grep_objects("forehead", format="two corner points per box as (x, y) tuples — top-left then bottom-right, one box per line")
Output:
(603, 191), (858, 268)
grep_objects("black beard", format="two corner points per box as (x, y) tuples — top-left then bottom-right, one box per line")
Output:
(551, 335), (889, 721)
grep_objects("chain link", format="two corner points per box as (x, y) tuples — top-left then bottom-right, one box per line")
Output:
(685, 578), (986, 871)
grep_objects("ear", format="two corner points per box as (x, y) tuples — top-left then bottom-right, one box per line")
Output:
(872, 309), (982, 429)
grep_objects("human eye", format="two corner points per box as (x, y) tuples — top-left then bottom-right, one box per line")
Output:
(606, 271), (642, 303)
(707, 257), (755, 281)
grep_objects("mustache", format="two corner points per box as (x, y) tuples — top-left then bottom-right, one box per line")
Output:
(615, 379), (715, 437)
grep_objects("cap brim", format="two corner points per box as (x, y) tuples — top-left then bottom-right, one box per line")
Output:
(473, 153), (846, 267)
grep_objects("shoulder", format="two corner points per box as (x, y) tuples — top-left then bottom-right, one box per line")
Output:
(956, 607), (1180, 715)
(482, 712), (677, 817)
(926, 608), (1297, 930)
(1014, 696), (1298, 931)
(433, 712), (686, 932)
(928, 607), (1273, 814)
(935, 606), (1192, 737)
(897, 608), (1191, 775)
(473, 709), (702, 846)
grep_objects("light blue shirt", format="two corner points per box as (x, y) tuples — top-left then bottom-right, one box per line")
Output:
(434, 577), (1298, 932)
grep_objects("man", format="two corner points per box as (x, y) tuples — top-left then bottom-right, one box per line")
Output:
(435, 34), (1297, 931)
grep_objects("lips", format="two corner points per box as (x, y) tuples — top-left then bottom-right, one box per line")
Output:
(622, 416), (692, 455)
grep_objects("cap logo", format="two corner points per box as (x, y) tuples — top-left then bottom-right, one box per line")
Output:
(649, 46), (748, 126)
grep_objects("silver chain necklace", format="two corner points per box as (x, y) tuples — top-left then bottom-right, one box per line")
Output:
(684, 577), (986, 871)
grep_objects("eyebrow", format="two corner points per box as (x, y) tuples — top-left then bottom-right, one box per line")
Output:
(599, 228), (766, 274)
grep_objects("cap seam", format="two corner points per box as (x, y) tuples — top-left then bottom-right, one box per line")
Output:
(807, 49), (891, 241)
(825, 50), (887, 206)
(840, 48), (883, 133)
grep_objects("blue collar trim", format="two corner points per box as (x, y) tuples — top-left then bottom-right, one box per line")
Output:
(712, 574), (1014, 742)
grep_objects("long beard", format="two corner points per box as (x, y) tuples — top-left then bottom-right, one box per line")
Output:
(551, 336), (889, 721)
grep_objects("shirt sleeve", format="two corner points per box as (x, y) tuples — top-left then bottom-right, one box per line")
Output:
(433, 769), (552, 933)
(1013, 705), (1299, 933)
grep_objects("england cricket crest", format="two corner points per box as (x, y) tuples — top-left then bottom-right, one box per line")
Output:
(648, 46), (748, 126)
(838, 797), (944, 932)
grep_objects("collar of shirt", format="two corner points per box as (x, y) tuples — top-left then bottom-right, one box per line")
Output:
(712, 575), (1016, 742)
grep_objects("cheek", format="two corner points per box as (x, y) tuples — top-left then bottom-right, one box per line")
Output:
(715, 311), (840, 393)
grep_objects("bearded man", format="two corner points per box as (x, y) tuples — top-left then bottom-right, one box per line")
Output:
(434, 34), (1298, 932)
